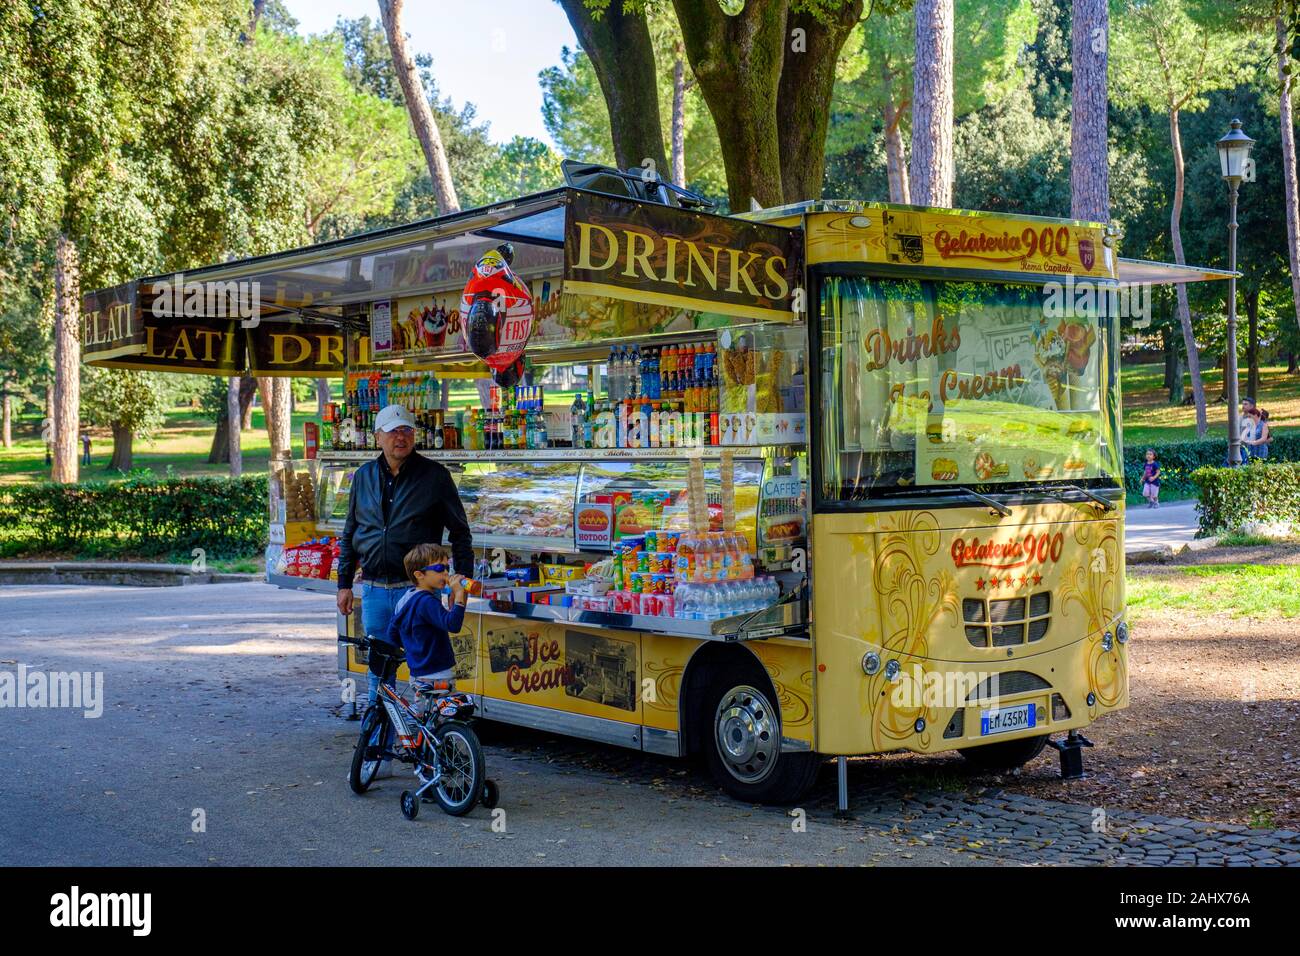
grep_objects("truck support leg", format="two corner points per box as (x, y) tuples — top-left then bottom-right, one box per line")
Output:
(1047, 731), (1093, 780)
(835, 756), (850, 818)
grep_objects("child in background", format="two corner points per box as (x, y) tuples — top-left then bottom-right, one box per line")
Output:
(1141, 449), (1161, 508)
(387, 543), (467, 717)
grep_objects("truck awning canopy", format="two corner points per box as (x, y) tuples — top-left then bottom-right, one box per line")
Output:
(1117, 258), (1237, 285)
(79, 188), (805, 376)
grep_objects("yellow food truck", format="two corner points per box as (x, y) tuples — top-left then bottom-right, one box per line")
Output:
(81, 165), (1231, 808)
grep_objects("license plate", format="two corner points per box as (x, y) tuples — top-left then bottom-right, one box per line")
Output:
(980, 702), (1037, 736)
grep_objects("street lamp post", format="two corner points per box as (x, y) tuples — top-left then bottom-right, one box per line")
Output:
(1217, 119), (1254, 466)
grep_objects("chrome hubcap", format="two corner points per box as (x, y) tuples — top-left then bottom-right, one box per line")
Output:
(714, 685), (778, 784)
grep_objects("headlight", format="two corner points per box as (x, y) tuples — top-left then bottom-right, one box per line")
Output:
(1101, 631), (1114, 652)
(914, 718), (926, 733)
(884, 659), (901, 682)
(1116, 621), (1129, 644)
(862, 651), (881, 676)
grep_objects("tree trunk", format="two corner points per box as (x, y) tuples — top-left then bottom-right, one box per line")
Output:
(1278, 16), (1300, 337)
(271, 377), (293, 461)
(52, 234), (80, 483)
(909, 0), (954, 208)
(316, 378), (331, 417)
(208, 414), (231, 465)
(1, 386), (10, 449)
(671, 41), (688, 188)
(228, 376), (243, 477)
(560, 0), (668, 177)
(239, 375), (256, 430)
(1246, 286), (1260, 402)
(673, 0), (787, 210)
(1168, 338), (1185, 405)
(378, 0), (461, 215)
(109, 421), (133, 472)
(241, 0), (266, 44)
(883, 96), (911, 204)
(1169, 108), (1208, 437)
(1289, 350), (1298, 375)
(776, 2), (863, 203)
(1070, 0), (1110, 222)
(1162, 325), (1175, 390)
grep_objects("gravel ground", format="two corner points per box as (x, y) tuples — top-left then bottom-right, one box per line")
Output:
(2, 580), (1296, 867)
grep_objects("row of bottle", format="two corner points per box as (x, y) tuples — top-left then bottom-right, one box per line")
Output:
(675, 578), (782, 621)
(491, 384), (545, 413)
(608, 343), (718, 402)
(672, 531), (755, 584)
(345, 368), (441, 414)
(326, 405), (459, 451)
(602, 400), (721, 449)
(467, 406), (549, 450)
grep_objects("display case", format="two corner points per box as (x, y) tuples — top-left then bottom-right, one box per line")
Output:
(456, 460), (581, 552)
(573, 457), (763, 553)
(266, 458), (338, 593)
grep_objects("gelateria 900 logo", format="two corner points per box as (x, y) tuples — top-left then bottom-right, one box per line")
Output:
(950, 531), (1065, 570)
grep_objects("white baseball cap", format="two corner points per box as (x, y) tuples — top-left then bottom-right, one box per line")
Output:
(374, 404), (416, 433)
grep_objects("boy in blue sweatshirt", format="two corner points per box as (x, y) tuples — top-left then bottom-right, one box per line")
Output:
(388, 543), (468, 717)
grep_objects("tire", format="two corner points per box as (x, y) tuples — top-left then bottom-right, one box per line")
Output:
(699, 673), (822, 805)
(400, 790), (419, 821)
(959, 733), (1049, 771)
(348, 706), (386, 795)
(428, 721), (485, 817)
(481, 779), (500, 810)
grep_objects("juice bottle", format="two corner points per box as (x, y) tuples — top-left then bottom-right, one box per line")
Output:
(675, 533), (696, 583)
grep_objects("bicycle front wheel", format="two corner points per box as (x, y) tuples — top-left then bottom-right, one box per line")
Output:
(348, 706), (386, 795)
(429, 720), (485, 816)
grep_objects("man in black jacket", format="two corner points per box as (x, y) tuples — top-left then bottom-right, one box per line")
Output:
(337, 404), (474, 729)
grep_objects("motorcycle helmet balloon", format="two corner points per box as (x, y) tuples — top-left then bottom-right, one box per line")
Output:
(491, 358), (524, 390)
(465, 292), (499, 362)
(459, 244), (534, 377)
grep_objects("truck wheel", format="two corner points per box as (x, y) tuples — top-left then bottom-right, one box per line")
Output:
(959, 733), (1049, 770)
(700, 675), (821, 804)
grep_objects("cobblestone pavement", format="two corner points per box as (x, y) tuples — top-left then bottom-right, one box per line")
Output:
(482, 725), (1300, 867)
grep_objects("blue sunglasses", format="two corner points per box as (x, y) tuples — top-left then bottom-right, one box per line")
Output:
(420, 563), (449, 573)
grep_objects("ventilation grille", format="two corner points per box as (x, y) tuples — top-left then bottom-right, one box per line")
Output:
(965, 670), (1052, 702)
(963, 592), (1051, 647)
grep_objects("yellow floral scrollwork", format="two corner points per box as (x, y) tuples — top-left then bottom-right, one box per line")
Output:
(1059, 520), (1125, 712)
(864, 511), (959, 750)
(762, 661), (813, 728)
(642, 658), (683, 716)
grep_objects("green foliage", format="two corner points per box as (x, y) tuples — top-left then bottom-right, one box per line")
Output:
(538, 12), (727, 199)
(79, 368), (175, 437)
(1191, 460), (1300, 534)
(0, 474), (269, 558)
(1126, 435), (1300, 499)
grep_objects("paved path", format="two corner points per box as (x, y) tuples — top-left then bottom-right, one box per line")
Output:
(1124, 499), (1200, 555)
(2, 582), (1295, 866)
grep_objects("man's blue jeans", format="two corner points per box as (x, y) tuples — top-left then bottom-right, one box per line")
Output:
(360, 582), (412, 758)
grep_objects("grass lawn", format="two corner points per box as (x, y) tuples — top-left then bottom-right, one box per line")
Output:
(0, 402), (324, 485)
(1121, 361), (1300, 446)
(0, 381), (588, 484)
(1127, 563), (1300, 619)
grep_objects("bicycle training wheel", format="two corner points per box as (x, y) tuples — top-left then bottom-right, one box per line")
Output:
(429, 720), (485, 816)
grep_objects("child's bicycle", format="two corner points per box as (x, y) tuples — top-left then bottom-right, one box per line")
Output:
(343, 636), (498, 819)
